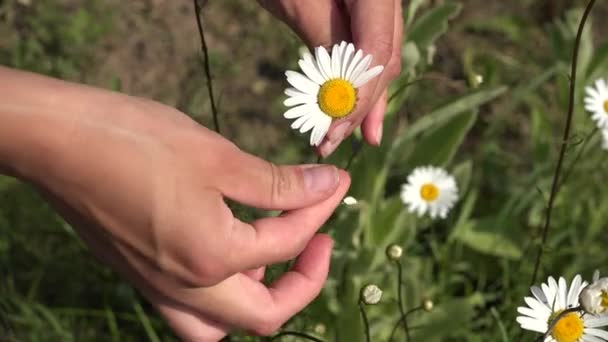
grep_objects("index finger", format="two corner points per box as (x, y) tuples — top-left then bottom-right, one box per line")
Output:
(319, 0), (398, 155)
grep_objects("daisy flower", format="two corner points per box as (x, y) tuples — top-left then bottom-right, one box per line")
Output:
(283, 41), (384, 146)
(580, 277), (608, 316)
(400, 166), (458, 219)
(584, 78), (608, 130)
(517, 275), (608, 342)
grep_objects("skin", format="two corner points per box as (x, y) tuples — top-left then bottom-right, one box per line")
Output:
(0, 1), (402, 339)
(258, 0), (404, 156)
(0, 66), (350, 340)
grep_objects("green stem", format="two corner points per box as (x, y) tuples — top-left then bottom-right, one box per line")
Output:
(193, 0), (221, 133)
(358, 300), (371, 342)
(529, 0), (597, 286)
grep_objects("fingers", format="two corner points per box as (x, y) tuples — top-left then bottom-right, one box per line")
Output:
(178, 234), (334, 336)
(217, 146), (341, 210)
(155, 299), (230, 342)
(220, 170), (349, 275)
(361, 90), (388, 145)
(319, 0), (403, 156)
(259, 0), (351, 48)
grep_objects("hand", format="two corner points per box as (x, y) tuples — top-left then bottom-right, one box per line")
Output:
(0, 68), (351, 340)
(258, 0), (404, 156)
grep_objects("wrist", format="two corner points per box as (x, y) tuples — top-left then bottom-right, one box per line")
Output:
(0, 67), (108, 183)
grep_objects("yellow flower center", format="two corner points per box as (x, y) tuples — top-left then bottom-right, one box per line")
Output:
(601, 290), (608, 310)
(603, 100), (608, 113)
(550, 312), (584, 342)
(420, 183), (439, 202)
(317, 79), (356, 118)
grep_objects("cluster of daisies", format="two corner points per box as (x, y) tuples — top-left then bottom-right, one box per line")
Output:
(585, 79), (608, 149)
(517, 273), (608, 342)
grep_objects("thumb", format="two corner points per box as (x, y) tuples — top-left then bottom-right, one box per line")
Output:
(217, 148), (341, 210)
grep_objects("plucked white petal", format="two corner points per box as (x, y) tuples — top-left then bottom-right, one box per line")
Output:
(353, 65), (385, 88)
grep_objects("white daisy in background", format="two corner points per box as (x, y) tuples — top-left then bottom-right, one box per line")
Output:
(283, 41), (384, 146)
(400, 166), (458, 219)
(517, 275), (608, 342)
(580, 277), (608, 316)
(584, 78), (608, 130)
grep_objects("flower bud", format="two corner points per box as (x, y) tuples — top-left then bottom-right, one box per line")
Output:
(422, 298), (434, 312)
(386, 244), (403, 261)
(313, 323), (326, 335)
(360, 284), (383, 305)
(580, 277), (608, 315)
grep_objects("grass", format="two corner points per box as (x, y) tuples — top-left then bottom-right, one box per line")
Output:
(2, 0), (608, 341)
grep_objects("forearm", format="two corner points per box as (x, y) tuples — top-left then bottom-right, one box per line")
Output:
(0, 66), (119, 181)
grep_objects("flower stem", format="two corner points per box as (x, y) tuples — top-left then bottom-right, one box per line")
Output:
(396, 260), (410, 341)
(529, 0), (597, 286)
(193, 0), (221, 134)
(358, 299), (371, 342)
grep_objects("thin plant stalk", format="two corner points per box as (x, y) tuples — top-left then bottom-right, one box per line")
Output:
(396, 260), (410, 341)
(529, 0), (597, 286)
(358, 300), (371, 342)
(193, 0), (221, 133)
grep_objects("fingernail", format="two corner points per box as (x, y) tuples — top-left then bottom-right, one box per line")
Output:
(329, 121), (351, 142)
(320, 139), (341, 157)
(376, 124), (383, 145)
(302, 165), (339, 192)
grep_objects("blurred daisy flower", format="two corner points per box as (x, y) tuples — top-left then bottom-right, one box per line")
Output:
(517, 275), (608, 342)
(400, 166), (458, 219)
(580, 277), (608, 316)
(283, 41), (384, 146)
(584, 78), (608, 130)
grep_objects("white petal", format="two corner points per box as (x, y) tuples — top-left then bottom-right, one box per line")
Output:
(582, 334), (605, 342)
(284, 94), (316, 107)
(525, 297), (552, 317)
(353, 65), (384, 88)
(286, 71), (320, 95)
(331, 44), (342, 79)
(558, 277), (567, 309)
(586, 316), (608, 328)
(585, 328), (608, 340)
(315, 46), (333, 81)
(310, 112), (331, 146)
(517, 316), (547, 333)
(285, 87), (308, 97)
(341, 43), (356, 79)
(344, 50), (363, 81)
(291, 114), (310, 129)
(348, 54), (372, 84)
(284, 104), (313, 119)
(568, 275), (583, 307)
(532, 286), (548, 305)
(299, 52), (326, 85)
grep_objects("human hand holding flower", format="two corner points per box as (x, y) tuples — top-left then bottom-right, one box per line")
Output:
(0, 67), (351, 340)
(258, 0), (404, 156)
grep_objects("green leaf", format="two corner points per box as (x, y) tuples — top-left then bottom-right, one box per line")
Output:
(586, 40), (608, 81)
(407, 2), (462, 49)
(405, 110), (478, 168)
(391, 86), (507, 156)
(411, 294), (484, 341)
(452, 160), (473, 196)
(454, 216), (523, 259)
